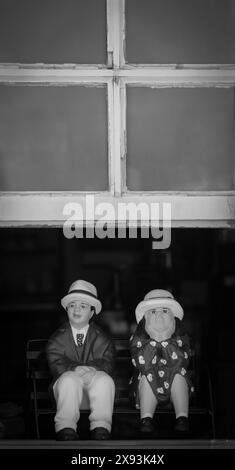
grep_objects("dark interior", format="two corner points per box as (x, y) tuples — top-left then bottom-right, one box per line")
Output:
(0, 227), (234, 439)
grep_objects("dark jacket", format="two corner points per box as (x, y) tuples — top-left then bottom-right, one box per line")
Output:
(46, 321), (115, 386)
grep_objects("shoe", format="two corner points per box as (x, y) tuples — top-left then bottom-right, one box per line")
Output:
(56, 427), (79, 441)
(140, 417), (154, 434)
(90, 427), (110, 440)
(174, 417), (189, 433)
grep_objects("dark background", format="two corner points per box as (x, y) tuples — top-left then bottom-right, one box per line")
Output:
(0, 227), (234, 438)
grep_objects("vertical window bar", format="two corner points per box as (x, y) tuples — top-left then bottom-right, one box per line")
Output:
(121, 81), (127, 192)
(106, 0), (126, 195)
(106, 0), (125, 68)
(107, 79), (115, 194)
(112, 76), (122, 196)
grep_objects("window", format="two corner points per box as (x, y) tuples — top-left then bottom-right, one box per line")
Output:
(0, 85), (108, 190)
(0, 0), (235, 227)
(126, 0), (235, 64)
(0, 0), (106, 63)
(126, 87), (234, 191)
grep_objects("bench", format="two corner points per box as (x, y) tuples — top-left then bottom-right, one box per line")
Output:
(26, 337), (215, 439)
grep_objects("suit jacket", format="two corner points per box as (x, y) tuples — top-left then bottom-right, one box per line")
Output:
(46, 321), (115, 386)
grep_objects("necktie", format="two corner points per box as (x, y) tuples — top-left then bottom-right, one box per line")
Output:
(76, 333), (84, 347)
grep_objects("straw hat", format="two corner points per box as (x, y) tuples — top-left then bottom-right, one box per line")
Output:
(135, 289), (183, 324)
(61, 280), (102, 314)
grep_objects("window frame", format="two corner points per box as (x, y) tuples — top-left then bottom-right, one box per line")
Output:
(0, 0), (235, 228)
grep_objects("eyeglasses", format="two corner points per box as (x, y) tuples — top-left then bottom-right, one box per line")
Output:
(67, 302), (90, 310)
(150, 308), (170, 315)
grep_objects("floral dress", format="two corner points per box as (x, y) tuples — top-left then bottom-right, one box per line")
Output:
(129, 319), (193, 407)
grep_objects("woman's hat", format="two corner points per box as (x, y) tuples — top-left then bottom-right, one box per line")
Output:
(135, 289), (184, 324)
(61, 280), (102, 314)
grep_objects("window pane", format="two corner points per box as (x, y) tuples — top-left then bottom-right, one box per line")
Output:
(0, 0), (106, 63)
(126, 0), (235, 64)
(0, 86), (108, 190)
(127, 87), (234, 191)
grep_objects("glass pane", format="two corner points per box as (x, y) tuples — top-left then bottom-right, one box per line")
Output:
(126, 0), (235, 64)
(0, 0), (106, 63)
(127, 87), (234, 191)
(0, 86), (108, 190)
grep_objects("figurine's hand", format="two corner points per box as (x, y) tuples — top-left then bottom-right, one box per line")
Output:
(145, 323), (163, 342)
(145, 323), (155, 340)
(75, 366), (96, 386)
(75, 366), (96, 374)
(145, 323), (174, 342)
(145, 310), (175, 342)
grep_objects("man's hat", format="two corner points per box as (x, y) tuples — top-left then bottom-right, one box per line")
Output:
(61, 280), (102, 314)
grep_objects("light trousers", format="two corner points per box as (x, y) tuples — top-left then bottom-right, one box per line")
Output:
(53, 370), (115, 433)
(139, 373), (189, 420)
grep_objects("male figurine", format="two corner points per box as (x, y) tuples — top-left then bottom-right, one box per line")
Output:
(47, 280), (115, 441)
(130, 289), (192, 434)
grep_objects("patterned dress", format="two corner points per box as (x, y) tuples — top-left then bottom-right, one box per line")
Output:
(129, 319), (192, 407)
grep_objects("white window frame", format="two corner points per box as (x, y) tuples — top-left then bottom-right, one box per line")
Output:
(0, 0), (235, 228)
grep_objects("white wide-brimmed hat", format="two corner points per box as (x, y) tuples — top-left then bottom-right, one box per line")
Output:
(135, 289), (184, 324)
(61, 280), (102, 314)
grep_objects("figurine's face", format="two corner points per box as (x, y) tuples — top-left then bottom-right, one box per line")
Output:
(67, 300), (93, 328)
(145, 306), (175, 340)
